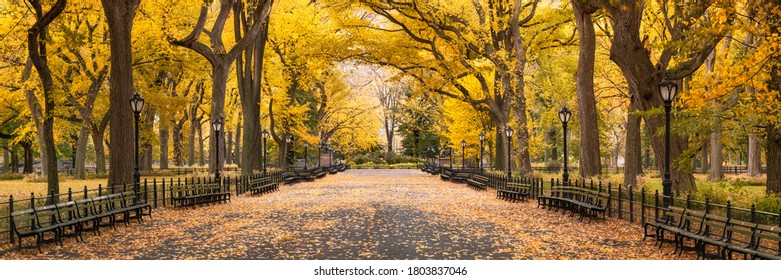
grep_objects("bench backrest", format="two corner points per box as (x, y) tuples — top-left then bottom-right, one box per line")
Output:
(681, 210), (707, 233)
(701, 214), (729, 240)
(754, 225), (781, 255)
(11, 209), (37, 233)
(91, 196), (115, 214)
(726, 220), (759, 247)
(662, 207), (687, 227)
(34, 205), (59, 228)
(121, 191), (139, 207)
(74, 198), (95, 218)
(55, 201), (79, 223)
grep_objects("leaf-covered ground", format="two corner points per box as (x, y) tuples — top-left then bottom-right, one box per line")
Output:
(0, 169), (694, 260)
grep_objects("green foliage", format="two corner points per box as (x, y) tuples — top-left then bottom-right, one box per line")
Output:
(0, 173), (24, 180)
(350, 152), (420, 165)
(350, 163), (419, 169)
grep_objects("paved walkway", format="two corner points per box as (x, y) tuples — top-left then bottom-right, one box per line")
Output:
(0, 169), (691, 259)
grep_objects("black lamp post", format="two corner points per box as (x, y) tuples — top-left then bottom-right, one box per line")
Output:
(559, 106), (572, 186)
(505, 126), (514, 177)
(461, 140), (466, 170)
(212, 117), (223, 184)
(479, 132), (485, 171)
(129, 93), (145, 201)
(304, 142), (309, 170)
(262, 129), (269, 175)
(286, 136), (293, 171)
(659, 77), (678, 206)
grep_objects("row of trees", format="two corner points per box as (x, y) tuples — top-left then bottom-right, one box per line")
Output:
(1, 0), (780, 199)
(0, 0), (383, 201)
(342, 0), (781, 194)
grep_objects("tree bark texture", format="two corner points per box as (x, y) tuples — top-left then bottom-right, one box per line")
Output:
(602, 0), (705, 193)
(102, 0), (140, 186)
(624, 97), (642, 188)
(572, 0), (602, 178)
(28, 0), (66, 203)
(160, 123), (169, 170)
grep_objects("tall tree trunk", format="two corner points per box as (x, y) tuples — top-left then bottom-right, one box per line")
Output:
(234, 123), (242, 167)
(708, 127), (724, 181)
(494, 124), (508, 171)
(226, 131), (233, 165)
(624, 97), (642, 188)
(103, 0), (140, 186)
(701, 141), (709, 173)
(209, 65), (229, 173)
(768, 126), (781, 193)
(510, 1), (532, 176)
(189, 109), (198, 166)
(28, 0), (66, 203)
(11, 146), (18, 173)
(142, 107), (154, 171)
(708, 129), (724, 181)
(236, 5), (269, 175)
(160, 124), (169, 169)
(22, 142), (33, 174)
(605, 0), (699, 193)
(766, 0), (781, 194)
(73, 126), (89, 179)
(172, 121), (184, 166)
(20, 59), (48, 177)
(747, 134), (761, 177)
(92, 129), (106, 174)
(572, 0), (602, 178)
(198, 124), (205, 166)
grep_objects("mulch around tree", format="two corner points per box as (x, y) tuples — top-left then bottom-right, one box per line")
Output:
(0, 169), (693, 260)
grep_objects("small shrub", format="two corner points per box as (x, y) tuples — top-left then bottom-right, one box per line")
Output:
(753, 195), (781, 214)
(0, 173), (25, 180)
(727, 174), (766, 186)
(691, 182), (750, 206)
(88, 173), (109, 179)
(23, 173), (46, 183)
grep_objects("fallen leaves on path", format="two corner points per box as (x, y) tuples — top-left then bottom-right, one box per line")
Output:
(0, 169), (692, 260)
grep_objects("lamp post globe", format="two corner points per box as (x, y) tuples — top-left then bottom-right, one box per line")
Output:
(262, 129), (269, 175)
(559, 106), (572, 186)
(659, 77), (678, 206)
(212, 118), (223, 184)
(129, 93), (145, 202)
(505, 126), (514, 177)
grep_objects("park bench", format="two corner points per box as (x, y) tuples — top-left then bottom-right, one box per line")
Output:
(497, 182), (530, 202)
(329, 165), (339, 174)
(450, 171), (471, 183)
(11, 207), (60, 252)
(169, 183), (230, 208)
(644, 205), (781, 260)
(466, 173), (488, 190)
(338, 164), (348, 172)
(537, 186), (607, 222)
(440, 169), (452, 181)
(313, 167), (327, 178)
(10, 191), (152, 252)
(249, 176), (279, 195)
(283, 171), (316, 184)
